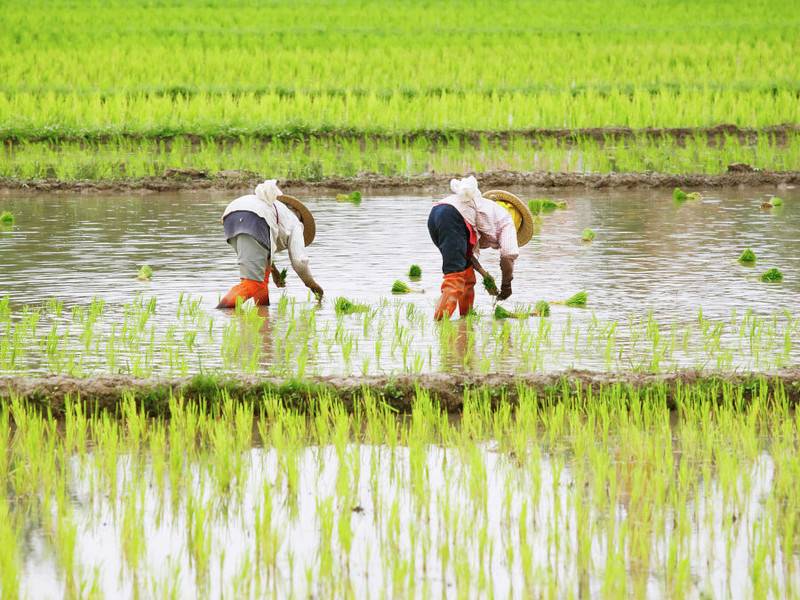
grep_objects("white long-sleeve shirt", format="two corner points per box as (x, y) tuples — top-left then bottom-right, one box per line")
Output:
(436, 195), (519, 259)
(223, 195), (312, 281)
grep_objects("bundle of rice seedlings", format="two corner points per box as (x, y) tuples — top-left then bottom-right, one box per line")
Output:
(0, 211), (13, 225)
(761, 268), (783, 283)
(686, 192), (701, 200)
(494, 305), (531, 319)
(581, 228), (596, 242)
(336, 191), (362, 205)
(408, 265), (422, 280)
(565, 291), (587, 306)
(534, 300), (550, 317)
(673, 187), (688, 202)
(738, 248), (756, 265)
(770, 197), (784, 207)
(391, 280), (411, 294)
(137, 265), (153, 281)
(528, 198), (566, 214)
(482, 275), (498, 295)
(334, 297), (370, 315)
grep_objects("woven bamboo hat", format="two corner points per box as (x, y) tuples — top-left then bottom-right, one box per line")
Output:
(483, 190), (534, 246)
(279, 194), (316, 246)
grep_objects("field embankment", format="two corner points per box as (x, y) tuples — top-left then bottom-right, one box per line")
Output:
(3, 370), (800, 416)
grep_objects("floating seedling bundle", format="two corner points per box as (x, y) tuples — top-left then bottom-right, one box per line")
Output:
(581, 228), (596, 242)
(391, 280), (423, 294)
(334, 297), (370, 315)
(137, 265), (153, 281)
(0, 211), (13, 225)
(761, 268), (783, 283)
(552, 291), (588, 307)
(336, 191), (362, 205)
(528, 198), (566, 214)
(738, 248), (756, 265)
(408, 265), (422, 280)
(673, 188), (701, 202)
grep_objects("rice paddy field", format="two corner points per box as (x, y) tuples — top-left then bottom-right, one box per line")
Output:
(2, 1), (800, 598)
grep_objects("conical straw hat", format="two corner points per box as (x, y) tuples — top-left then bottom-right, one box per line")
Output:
(278, 194), (316, 246)
(483, 190), (534, 246)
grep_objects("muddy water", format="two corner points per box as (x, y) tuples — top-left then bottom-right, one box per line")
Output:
(1, 187), (799, 375)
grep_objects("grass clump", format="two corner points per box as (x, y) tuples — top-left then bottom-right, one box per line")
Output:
(738, 248), (756, 265)
(408, 265), (422, 280)
(391, 280), (411, 294)
(565, 291), (588, 307)
(334, 297), (370, 315)
(336, 191), (362, 205)
(760, 268), (783, 283)
(581, 228), (596, 242)
(0, 211), (13, 225)
(136, 265), (153, 281)
(482, 275), (498, 295)
(770, 197), (783, 207)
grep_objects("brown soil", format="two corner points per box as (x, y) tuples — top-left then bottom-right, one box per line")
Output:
(2, 370), (799, 416)
(5, 123), (799, 146)
(2, 168), (799, 195)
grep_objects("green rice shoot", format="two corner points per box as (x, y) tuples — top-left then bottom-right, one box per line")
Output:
(760, 268), (783, 283)
(770, 197), (784, 207)
(673, 187), (688, 202)
(565, 291), (588, 307)
(581, 228), (596, 242)
(137, 265), (153, 281)
(334, 297), (370, 315)
(408, 264), (422, 280)
(534, 300), (550, 317)
(482, 275), (498, 295)
(0, 211), (13, 225)
(738, 248), (756, 265)
(336, 191), (362, 205)
(391, 280), (411, 294)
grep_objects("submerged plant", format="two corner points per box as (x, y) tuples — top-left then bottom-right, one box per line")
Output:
(336, 191), (362, 205)
(738, 248), (756, 265)
(334, 297), (370, 315)
(137, 265), (153, 281)
(408, 265), (422, 280)
(760, 268), (783, 283)
(581, 228), (596, 242)
(482, 275), (498, 295)
(0, 211), (13, 225)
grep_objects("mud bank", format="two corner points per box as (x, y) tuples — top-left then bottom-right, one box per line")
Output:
(2, 168), (799, 195)
(2, 370), (799, 416)
(5, 123), (798, 146)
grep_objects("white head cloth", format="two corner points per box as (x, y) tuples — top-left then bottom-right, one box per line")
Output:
(449, 176), (482, 209)
(254, 179), (282, 206)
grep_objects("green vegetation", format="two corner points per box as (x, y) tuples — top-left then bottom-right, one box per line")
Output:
(770, 196), (784, 207)
(534, 300), (551, 317)
(565, 291), (588, 307)
(494, 305), (532, 320)
(136, 265), (153, 281)
(581, 228), (596, 242)
(334, 297), (370, 315)
(276, 268), (288, 285)
(761, 268), (783, 283)
(0, 380), (798, 596)
(335, 191), (362, 205)
(528, 198), (567, 214)
(408, 265), (422, 280)
(0, 211), (13, 225)
(482, 275), (498, 295)
(391, 280), (411, 294)
(1, 0), (798, 181)
(738, 248), (757, 265)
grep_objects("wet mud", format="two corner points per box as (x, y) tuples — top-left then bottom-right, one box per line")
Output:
(2, 168), (799, 195)
(2, 370), (799, 416)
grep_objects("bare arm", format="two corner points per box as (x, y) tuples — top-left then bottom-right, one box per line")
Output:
(498, 255), (515, 300)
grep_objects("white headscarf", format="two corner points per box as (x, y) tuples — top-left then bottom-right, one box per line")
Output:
(254, 179), (282, 206)
(449, 176), (482, 209)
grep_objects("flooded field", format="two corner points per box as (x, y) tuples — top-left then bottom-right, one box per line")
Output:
(1, 188), (799, 376)
(4, 384), (799, 599)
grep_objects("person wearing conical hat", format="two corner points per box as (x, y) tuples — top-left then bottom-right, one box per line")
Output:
(217, 180), (324, 308)
(427, 176), (533, 320)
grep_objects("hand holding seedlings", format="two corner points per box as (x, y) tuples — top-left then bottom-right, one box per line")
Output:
(271, 264), (288, 288)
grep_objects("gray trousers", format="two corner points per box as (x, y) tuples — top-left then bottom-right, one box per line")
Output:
(228, 234), (270, 282)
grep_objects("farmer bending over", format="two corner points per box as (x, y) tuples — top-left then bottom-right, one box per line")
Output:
(217, 180), (324, 308)
(427, 176), (533, 320)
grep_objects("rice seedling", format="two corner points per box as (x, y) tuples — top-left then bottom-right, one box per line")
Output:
(334, 297), (370, 315)
(553, 291), (588, 307)
(760, 268), (783, 283)
(391, 280), (415, 294)
(738, 248), (757, 264)
(482, 275), (498, 295)
(769, 196), (784, 207)
(275, 268), (288, 285)
(581, 228), (596, 242)
(533, 301), (550, 317)
(0, 211), (13, 225)
(493, 305), (531, 319)
(408, 265), (422, 280)
(136, 265), (153, 281)
(335, 192), (362, 205)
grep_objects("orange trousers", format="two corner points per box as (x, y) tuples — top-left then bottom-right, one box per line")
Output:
(217, 270), (270, 308)
(434, 266), (475, 320)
